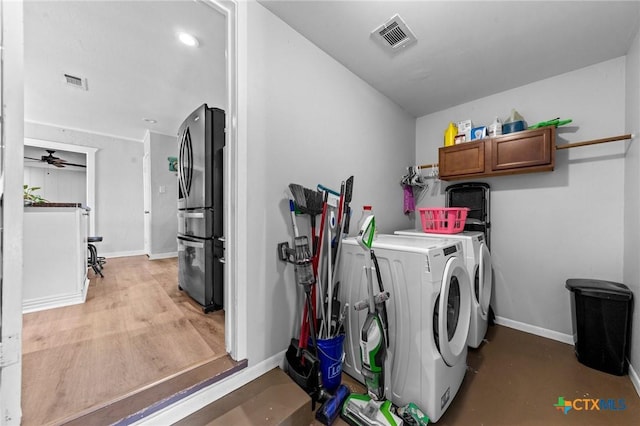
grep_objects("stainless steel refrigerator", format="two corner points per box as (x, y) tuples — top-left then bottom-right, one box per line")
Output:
(177, 104), (225, 313)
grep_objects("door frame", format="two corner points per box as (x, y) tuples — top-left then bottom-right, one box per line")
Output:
(142, 149), (151, 256)
(1, 1), (24, 424)
(202, 0), (247, 362)
(0, 1), (247, 424)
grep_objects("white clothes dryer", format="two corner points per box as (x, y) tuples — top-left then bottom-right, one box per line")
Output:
(338, 234), (471, 422)
(395, 229), (492, 348)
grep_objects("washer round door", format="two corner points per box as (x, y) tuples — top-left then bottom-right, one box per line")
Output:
(478, 243), (492, 318)
(437, 256), (471, 367)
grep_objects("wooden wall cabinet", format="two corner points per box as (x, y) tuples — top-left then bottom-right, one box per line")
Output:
(438, 127), (555, 181)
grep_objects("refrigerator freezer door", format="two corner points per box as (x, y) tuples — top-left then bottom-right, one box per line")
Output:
(178, 208), (215, 239)
(177, 104), (225, 210)
(177, 235), (223, 311)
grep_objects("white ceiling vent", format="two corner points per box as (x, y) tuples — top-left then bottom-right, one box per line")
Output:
(63, 73), (88, 90)
(371, 14), (417, 53)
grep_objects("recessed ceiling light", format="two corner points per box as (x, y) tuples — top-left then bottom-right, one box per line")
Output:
(143, 118), (157, 124)
(178, 32), (199, 48)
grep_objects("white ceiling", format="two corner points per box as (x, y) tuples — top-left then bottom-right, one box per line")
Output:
(24, 0), (226, 142)
(259, 0), (640, 117)
(23, 1), (640, 143)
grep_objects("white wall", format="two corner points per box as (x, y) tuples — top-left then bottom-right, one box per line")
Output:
(416, 58), (627, 338)
(624, 25), (640, 387)
(25, 122), (145, 256)
(242, 2), (415, 364)
(148, 131), (178, 257)
(24, 166), (86, 205)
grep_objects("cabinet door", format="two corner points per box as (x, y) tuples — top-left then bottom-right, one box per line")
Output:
(439, 140), (485, 179)
(490, 128), (554, 171)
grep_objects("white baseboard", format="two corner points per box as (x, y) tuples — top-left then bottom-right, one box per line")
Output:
(22, 288), (87, 314)
(494, 316), (574, 345)
(629, 362), (640, 398)
(147, 252), (178, 260)
(23, 277), (90, 313)
(102, 249), (146, 259)
(495, 317), (640, 398)
(132, 350), (286, 425)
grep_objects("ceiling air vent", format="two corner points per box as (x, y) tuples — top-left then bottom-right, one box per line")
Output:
(371, 14), (417, 53)
(64, 73), (88, 90)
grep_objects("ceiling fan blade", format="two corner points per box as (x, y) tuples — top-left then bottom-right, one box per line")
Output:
(35, 150), (85, 168)
(62, 162), (87, 168)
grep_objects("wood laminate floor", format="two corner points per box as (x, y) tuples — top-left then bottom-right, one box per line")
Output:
(22, 256), (231, 426)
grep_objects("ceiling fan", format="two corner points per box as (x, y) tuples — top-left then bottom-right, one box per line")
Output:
(24, 149), (86, 168)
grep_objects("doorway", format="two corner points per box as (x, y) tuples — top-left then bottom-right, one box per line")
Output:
(23, 138), (96, 234)
(16, 0), (245, 423)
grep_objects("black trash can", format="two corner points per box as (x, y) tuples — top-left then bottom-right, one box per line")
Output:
(565, 279), (633, 375)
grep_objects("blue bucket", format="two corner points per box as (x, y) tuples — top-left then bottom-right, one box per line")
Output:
(316, 334), (345, 392)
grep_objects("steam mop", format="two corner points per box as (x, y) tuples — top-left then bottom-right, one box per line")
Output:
(341, 215), (403, 426)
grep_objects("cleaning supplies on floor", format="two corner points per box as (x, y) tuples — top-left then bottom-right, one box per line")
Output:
(340, 215), (402, 426)
(397, 402), (431, 425)
(315, 384), (351, 425)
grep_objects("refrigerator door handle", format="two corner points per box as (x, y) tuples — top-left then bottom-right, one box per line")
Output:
(178, 132), (186, 200)
(178, 237), (205, 249)
(177, 128), (193, 201)
(178, 211), (206, 219)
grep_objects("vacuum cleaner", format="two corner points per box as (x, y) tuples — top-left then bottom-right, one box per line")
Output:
(340, 215), (403, 426)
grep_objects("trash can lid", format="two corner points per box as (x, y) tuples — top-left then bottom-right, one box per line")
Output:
(565, 279), (633, 301)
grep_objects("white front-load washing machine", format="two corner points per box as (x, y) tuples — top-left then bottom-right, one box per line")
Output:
(338, 234), (471, 422)
(395, 229), (492, 348)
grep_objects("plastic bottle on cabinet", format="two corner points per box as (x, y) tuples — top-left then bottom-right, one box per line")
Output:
(444, 122), (457, 147)
(488, 116), (503, 137)
(356, 205), (377, 239)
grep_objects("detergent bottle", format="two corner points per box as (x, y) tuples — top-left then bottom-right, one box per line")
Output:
(444, 122), (457, 147)
(356, 205), (377, 239)
(488, 116), (502, 137)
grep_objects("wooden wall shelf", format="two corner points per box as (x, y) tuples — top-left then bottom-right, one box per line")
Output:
(419, 131), (634, 181)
